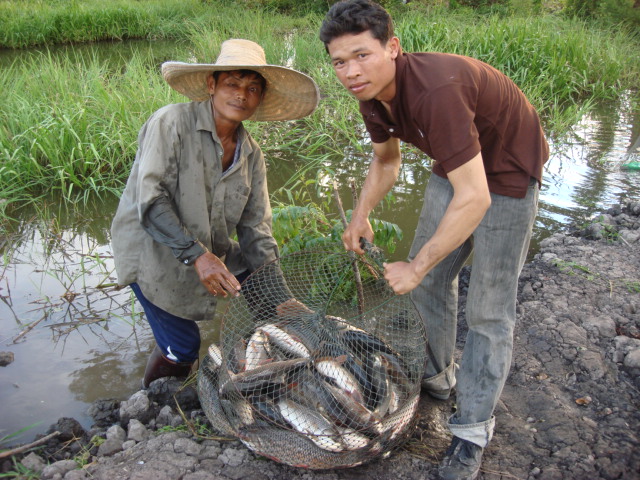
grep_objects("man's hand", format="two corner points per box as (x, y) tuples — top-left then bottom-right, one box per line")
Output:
(383, 260), (423, 295)
(342, 214), (373, 255)
(194, 252), (241, 298)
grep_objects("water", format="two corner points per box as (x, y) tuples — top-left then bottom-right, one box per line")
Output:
(1, 42), (639, 447)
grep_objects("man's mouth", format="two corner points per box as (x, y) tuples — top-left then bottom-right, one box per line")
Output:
(349, 82), (367, 94)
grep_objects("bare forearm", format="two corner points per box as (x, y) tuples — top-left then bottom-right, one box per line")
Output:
(353, 153), (400, 218)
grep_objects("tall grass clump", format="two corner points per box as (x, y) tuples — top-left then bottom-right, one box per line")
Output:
(0, 50), (174, 206)
(396, 8), (640, 133)
(0, 0), (209, 48)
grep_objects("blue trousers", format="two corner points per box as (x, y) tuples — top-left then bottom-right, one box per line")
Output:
(410, 173), (539, 447)
(131, 270), (250, 363)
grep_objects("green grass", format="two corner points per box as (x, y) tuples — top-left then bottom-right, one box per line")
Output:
(0, 0), (210, 48)
(0, 1), (639, 232)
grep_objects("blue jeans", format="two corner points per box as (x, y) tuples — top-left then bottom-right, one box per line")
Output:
(409, 174), (539, 447)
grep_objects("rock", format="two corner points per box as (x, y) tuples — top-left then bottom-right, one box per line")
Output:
(119, 390), (153, 425)
(47, 417), (85, 443)
(218, 447), (247, 467)
(97, 436), (123, 457)
(174, 437), (203, 456)
(20, 452), (46, 473)
(64, 470), (88, 479)
(582, 316), (617, 338)
(623, 348), (640, 369)
(87, 399), (120, 428)
(127, 418), (149, 442)
(105, 424), (126, 443)
(0, 351), (14, 366)
(41, 459), (77, 479)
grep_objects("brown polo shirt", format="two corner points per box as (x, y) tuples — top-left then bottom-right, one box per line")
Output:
(360, 52), (549, 198)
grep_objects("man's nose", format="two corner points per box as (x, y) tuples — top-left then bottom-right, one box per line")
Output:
(345, 61), (360, 78)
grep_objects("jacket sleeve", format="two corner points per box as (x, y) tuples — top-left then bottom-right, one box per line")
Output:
(142, 196), (207, 266)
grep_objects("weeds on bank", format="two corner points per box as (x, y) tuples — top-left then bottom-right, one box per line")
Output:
(0, 460), (40, 479)
(552, 258), (598, 280)
(622, 280), (640, 294)
(552, 259), (640, 296)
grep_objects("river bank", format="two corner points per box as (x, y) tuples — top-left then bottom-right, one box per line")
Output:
(3, 201), (639, 480)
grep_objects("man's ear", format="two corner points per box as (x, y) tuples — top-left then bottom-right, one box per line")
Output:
(207, 74), (216, 95)
(388, 36), (400, 60)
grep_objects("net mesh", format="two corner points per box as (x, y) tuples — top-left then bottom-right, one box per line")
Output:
(197, 247), (427, 469)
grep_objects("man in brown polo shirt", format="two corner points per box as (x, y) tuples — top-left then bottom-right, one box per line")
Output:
(320, 1), (549, 479)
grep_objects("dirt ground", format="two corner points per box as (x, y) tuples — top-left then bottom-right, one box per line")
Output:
(7, 202), (640, 480)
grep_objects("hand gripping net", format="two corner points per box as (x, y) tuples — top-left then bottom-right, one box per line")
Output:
(198, 247), (427, 469)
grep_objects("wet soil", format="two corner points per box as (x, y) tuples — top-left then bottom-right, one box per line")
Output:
(4, 202), (640, 480)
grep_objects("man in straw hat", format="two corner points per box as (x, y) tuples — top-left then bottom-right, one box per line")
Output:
(111, 39), (319, 388)
(320, 1), (548, 479)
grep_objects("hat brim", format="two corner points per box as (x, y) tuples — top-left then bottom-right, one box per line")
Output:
(161, 62), (319, 122)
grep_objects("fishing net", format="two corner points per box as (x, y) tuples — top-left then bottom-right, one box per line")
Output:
(197, 246), (427, 469)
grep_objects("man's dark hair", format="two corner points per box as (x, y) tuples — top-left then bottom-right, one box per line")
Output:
(319, 0), (394, 50)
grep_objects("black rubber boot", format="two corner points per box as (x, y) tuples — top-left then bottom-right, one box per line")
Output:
(142, 345), (194, 389)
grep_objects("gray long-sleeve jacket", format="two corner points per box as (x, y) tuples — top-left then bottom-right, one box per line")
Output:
(111, 100), (281, 320)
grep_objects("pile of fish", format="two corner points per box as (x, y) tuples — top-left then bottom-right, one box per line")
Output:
(206, 314), (420, 456)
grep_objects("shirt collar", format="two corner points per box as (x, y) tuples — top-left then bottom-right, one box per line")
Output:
(195, 99), (249, 146)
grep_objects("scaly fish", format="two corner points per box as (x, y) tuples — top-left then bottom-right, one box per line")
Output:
(277, 398), (345, 452)
(318, 342), (376, 408)
(245, 329), (272, 371)
(323, 380), (381, 432)
(336, 426), (371, 451)
(259, 323), (310, 358)
(314, 355), (365, 405)
(207, 343), (223, 368)
(222, 357), (310, 396)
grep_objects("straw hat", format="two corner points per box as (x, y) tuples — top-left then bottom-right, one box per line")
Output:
(161, 39), (319, 122)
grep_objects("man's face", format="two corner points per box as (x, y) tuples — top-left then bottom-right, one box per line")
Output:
(327, 30), (399, 103)
(207, 70), (265, 123)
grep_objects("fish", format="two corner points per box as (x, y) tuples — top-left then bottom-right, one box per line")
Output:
(314, 355), (365, 405)
(336, 427), (371, 451)
(250, 396), (289, 428)
(221, 357), (310, 396)
(341, 328), (397, 357)
(370, 355), (392, 418)
(379, 393), (419, 440)
(322, 381), (381, 432)
(245, 329), (272, 371)
(207, 343), (223, 368)
(259, 323), (311, 358)
(226, 337), (247, 374)
(277, 398), (345, 452)
(277, 318), (322, 352)
(288, 369), (372, 432)
(378, 351), (411, 391)
(318, 341), (376, 408)
(220, 397), (255, 427)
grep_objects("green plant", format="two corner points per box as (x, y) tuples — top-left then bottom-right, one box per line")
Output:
(0, 459), (40, 479)
(551, 258), (598, 281)
(622, 279), (640, 293)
